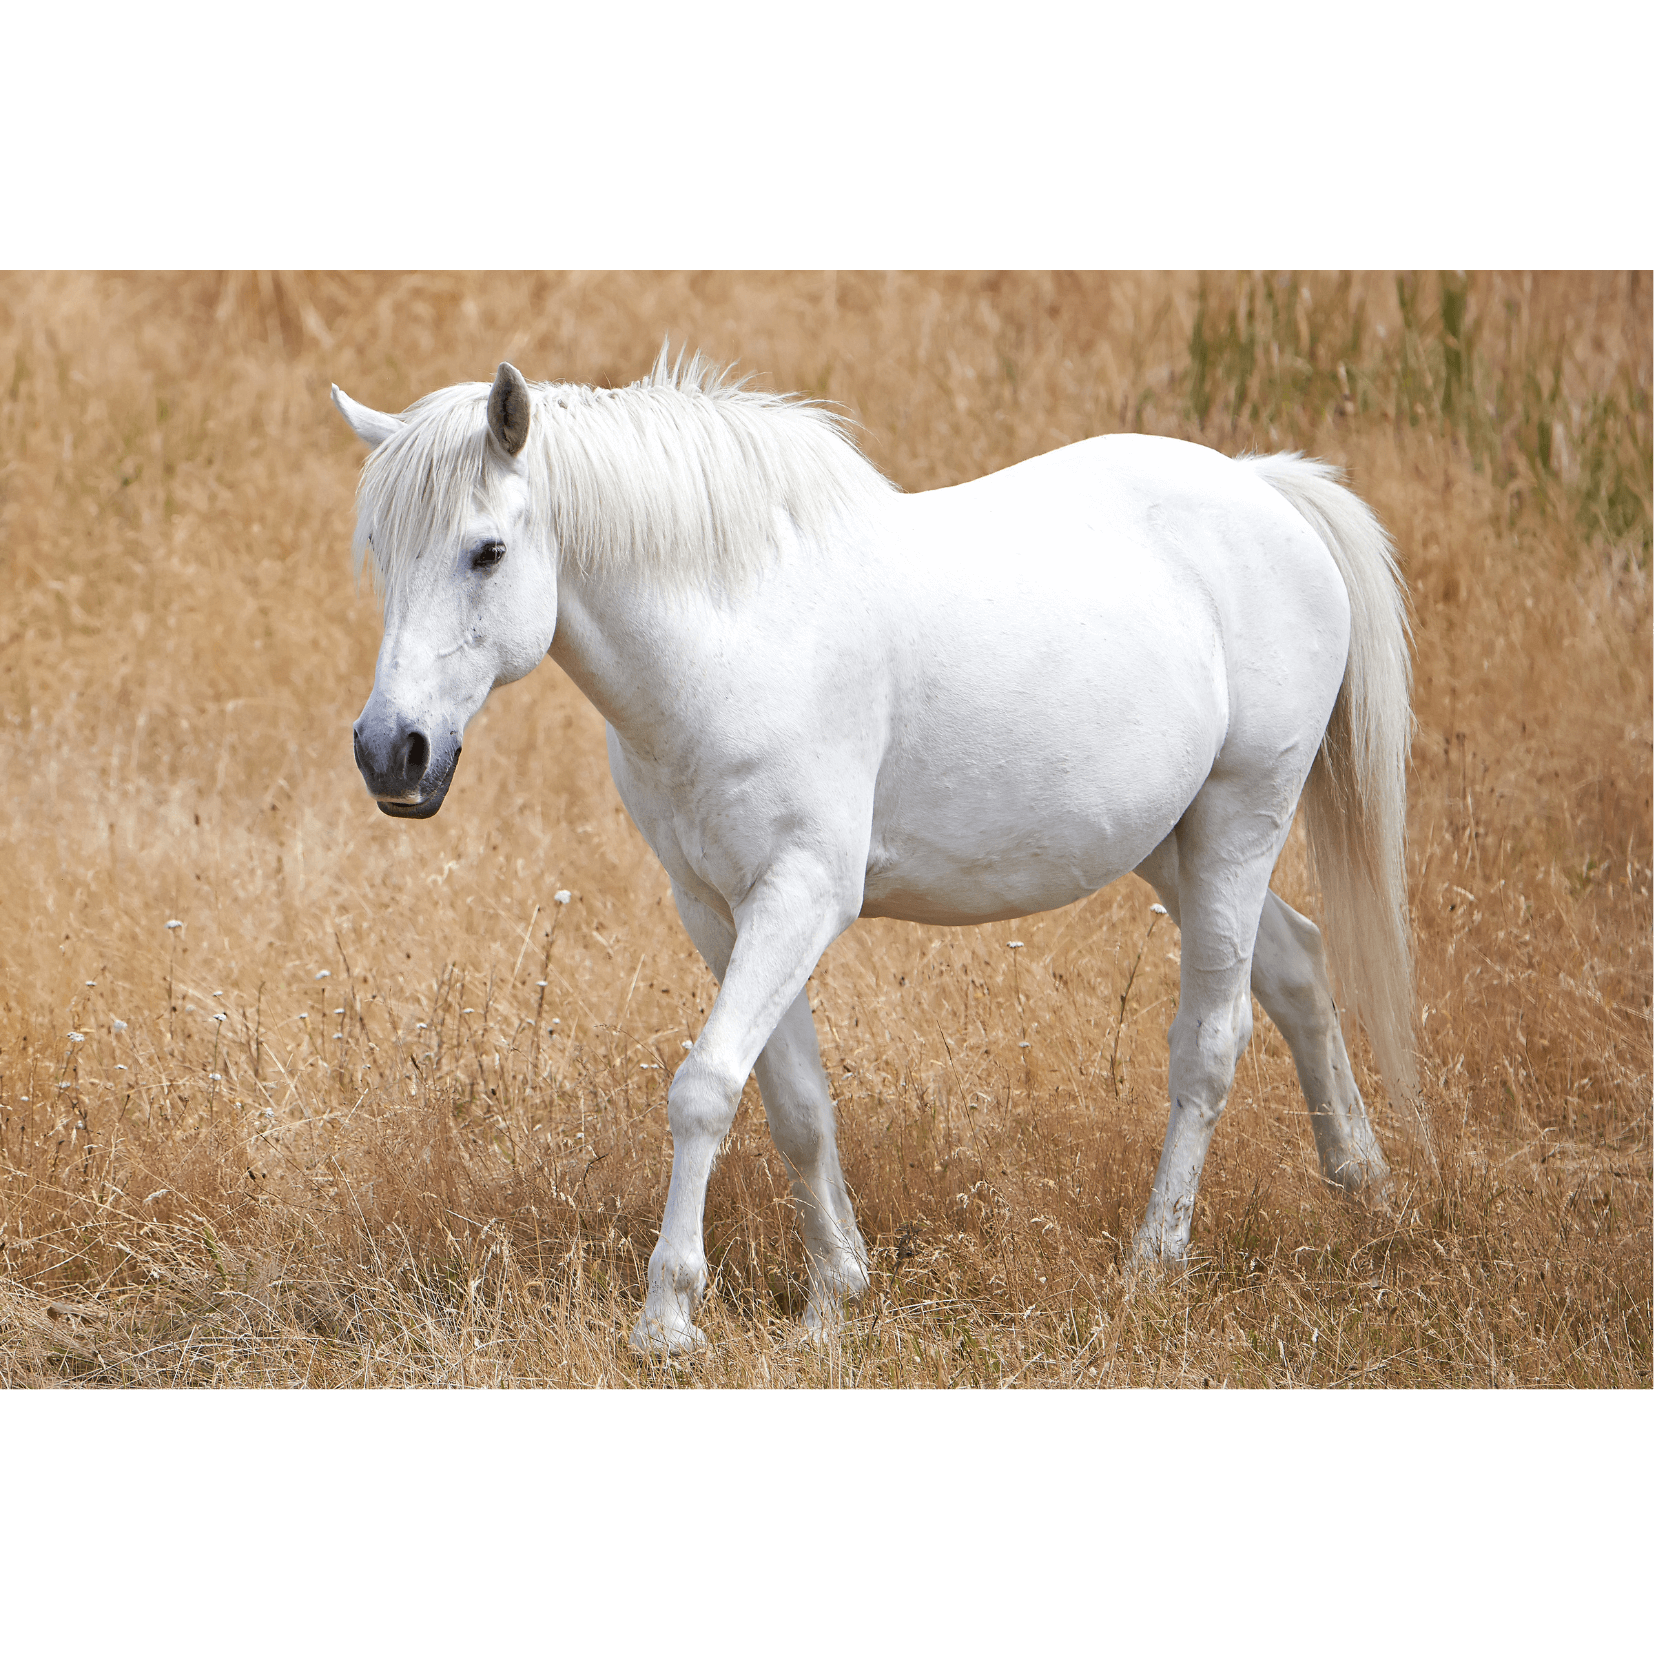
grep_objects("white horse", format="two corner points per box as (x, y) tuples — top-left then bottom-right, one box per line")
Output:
(333, 351), (1416, 1353)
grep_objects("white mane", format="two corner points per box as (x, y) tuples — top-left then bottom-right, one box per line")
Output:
(352, 349), (896, 598)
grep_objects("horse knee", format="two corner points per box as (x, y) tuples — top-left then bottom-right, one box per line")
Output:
(667, 1053), (742, 1141)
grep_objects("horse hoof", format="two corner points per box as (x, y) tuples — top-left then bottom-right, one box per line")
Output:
(803, 1297), (845, 1345)
(1323, 1157), (1389, 1210)
(629, 1313), (707, 1356)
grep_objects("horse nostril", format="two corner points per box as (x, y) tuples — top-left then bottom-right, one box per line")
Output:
(401, 730), (431, 785)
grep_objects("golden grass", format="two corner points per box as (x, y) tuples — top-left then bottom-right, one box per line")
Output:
(0, 272), (1647, 1387)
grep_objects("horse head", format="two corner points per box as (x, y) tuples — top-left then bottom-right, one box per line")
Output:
(332, 362), (557, 818)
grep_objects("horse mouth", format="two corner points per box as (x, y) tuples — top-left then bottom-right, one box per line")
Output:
(375, 748), (461, 819)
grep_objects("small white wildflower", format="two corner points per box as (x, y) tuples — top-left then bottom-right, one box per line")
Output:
(415, 1021), (427, 1030)
(315, 969), (331, 980)
(165, 919), (183, 930)
(681, 1039), (693, 1050)
(1007, 940), (1024, 950)
(263, 1107), (275, 1119)
(551, 1017), (561, 1026)
(209, 1072), (222, 1081)
(212, 990), (223, 998)
(462, 1007), (475, 1015)
(212, 1013), (227, 1024)
(85, 981), (97, 988)
(332, 1007), (346, 1016)
(553, 890), (571, 905)
(57, 1081), (71, 1090)
(535, 979), (547, 988)
(1150, 903), (1168, 916)
(112, 1018), (127, 1033)
(1019, 1041), (1031, 1049)
(68, 1032), (85, 1043)
(333, 1034), (343, 1041)
(115, 1064), (127, 1072)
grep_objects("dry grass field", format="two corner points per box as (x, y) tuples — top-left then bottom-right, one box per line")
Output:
(0, 271), (1647, 1388)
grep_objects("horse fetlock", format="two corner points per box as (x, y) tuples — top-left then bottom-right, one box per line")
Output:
(1130, 1222), (1192, 1272)
(646, 1238), (707, 1302)
(808, 1240), (870, 1301)
(634, 1238), (708, 1346)
(804, 1262), (868, 1339)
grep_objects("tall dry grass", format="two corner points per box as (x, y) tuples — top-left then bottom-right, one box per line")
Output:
(0, 272), (1647, 1387)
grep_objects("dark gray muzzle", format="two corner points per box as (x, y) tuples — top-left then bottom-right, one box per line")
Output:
(352, 711), (462, 819)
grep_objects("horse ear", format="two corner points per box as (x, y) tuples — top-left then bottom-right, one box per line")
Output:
(487, 362), (532, 457)
(331, 385), (402, 449)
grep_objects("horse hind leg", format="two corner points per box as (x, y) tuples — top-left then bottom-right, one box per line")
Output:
(1132, 839), (1389, 1260)
(1250, 891), (1388, 1192)
(752, 990), (871, 1337)
(1131, 779), (1302, 1264)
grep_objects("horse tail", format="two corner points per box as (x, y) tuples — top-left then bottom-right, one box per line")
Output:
(1245, 453), (1429, 1162)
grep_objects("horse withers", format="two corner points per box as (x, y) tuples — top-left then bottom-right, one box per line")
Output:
(333, 353), (1416, 1354)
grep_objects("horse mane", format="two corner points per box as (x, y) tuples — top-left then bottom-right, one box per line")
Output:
(351, 347), (896, 599)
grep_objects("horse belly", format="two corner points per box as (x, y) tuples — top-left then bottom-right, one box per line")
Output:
(860, 573), (1224, 926)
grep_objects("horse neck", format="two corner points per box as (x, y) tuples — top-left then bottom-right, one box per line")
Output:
(546, 563), (695, 748)
(546, 514), (860, 752)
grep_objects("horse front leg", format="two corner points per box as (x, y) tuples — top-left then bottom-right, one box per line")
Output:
(632, 863), (854, 1354)
(752, 990), (870, 1337)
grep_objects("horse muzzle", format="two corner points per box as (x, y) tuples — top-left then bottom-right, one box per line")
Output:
(353, 714), (462, 819)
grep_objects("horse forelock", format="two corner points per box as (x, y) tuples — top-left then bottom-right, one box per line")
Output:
(351, 355), (893, 605)
(352, 383), (493, 601)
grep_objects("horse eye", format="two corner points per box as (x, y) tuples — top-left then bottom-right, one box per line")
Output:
(471, 540), (505, 571)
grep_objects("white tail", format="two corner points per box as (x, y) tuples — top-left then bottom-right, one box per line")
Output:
(1245, 453), (1428, 1159)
